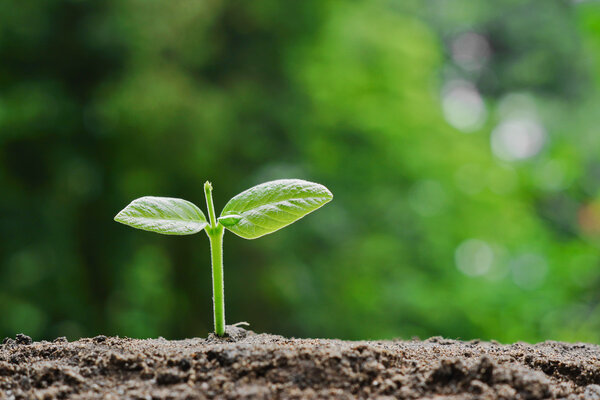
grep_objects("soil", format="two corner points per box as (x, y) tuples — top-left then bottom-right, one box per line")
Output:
(1, 327), (599, 399)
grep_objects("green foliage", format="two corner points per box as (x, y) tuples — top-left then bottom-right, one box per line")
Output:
(221, 179), (333, 239)
(114, 197), (208, 235)
(114, 179), (332, 335)
(2, 0), (600, 343)
(115, 180), (332, 239)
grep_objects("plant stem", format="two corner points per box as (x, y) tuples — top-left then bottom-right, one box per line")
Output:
(204, 181), (226, 336)
(204, 181), (217, 228)
(208, 224), (225, 336)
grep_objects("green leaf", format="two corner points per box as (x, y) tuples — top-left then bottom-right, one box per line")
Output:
(114, 196), (208, 235)
(218, 214), (242, 227)
(220, 179), (333, 239)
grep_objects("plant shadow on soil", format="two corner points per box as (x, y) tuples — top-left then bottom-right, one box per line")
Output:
(1, 326), (600, 399)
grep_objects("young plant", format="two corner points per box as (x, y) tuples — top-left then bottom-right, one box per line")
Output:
(114, 179), (333, 336)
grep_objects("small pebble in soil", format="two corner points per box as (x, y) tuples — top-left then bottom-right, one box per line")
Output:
(15, 334), (32, 345)
(179, 358), (191, 371)
(94, 335), (108, 343)
(585, 384), (600, 400)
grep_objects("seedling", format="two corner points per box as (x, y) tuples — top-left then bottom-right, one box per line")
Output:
(114, 179), (333, 336)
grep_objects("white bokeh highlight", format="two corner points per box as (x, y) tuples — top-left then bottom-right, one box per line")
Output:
(455, 239), (494, 277)
(442, 80), (487, 133)
(490, 118), (546, 161)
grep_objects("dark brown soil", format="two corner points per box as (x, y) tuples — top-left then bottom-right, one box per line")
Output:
(1, 327), (600, 399)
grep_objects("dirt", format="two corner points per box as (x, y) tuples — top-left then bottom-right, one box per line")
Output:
(1, 327), (600, 399)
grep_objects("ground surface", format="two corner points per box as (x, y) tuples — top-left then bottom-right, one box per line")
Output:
(1, 327), (600, 399)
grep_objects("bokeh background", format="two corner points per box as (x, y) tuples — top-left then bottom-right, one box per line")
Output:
(2, 0), (600, 343)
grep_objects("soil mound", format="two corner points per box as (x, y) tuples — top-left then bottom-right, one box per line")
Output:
(1, 327), (599, 399)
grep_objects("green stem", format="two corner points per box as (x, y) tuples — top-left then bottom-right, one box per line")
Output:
(208, 225), (225, 336)
(204, 181), (217, 228)
(204, 181), (226, 336)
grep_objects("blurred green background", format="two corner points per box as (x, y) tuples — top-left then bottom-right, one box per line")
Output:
(2, 0), (600, 344)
